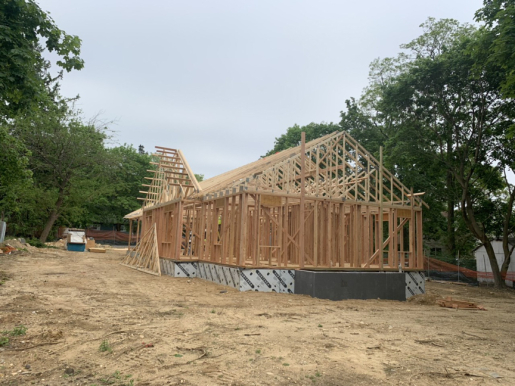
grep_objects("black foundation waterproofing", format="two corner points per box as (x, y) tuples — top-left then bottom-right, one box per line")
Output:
(294, 271), (406, 301)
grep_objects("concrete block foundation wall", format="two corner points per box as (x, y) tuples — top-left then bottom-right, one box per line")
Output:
(159, 258), (424, 300)
(160, 258), (295, 293)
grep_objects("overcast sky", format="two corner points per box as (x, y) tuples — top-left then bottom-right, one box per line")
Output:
(38, 0), (484, 179)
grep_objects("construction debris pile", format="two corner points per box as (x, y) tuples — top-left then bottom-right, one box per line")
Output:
(0, 239), (38, 254)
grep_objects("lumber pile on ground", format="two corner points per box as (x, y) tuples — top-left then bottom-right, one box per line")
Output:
(89, 248), (106, 253)
(437, 297), (486, 310)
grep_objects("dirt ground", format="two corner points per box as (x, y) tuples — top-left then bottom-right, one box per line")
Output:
(1, 247), (514, 386)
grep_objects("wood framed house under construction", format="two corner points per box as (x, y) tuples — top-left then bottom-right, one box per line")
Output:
(124, 131), (426, 278)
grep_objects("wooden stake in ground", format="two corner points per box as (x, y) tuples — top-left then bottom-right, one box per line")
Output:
(120, 223), (161, 276)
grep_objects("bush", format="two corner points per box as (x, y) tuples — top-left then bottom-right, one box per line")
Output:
(27, 238), (45, 248)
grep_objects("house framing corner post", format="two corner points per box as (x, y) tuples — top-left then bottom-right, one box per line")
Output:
(136, 219), (141, 246)
(128, 219), (133, 250)
(409, 188), (415, 268)
(378, 146), (384, 269)
(299, 132), (306, 268)
(314, 146), (320, 267)
(239, 193), (248, 266)
(416, 209), (423, 269)
(174, 200), (183, 259)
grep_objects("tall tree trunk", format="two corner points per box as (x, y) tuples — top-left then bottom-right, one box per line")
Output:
(461, 190), (505, 288)
(39, 189), (65, 242)
(501, 243), (515, 277)
(484, 239), (505, 288)
(446, 141), (456, 257)
(446, 172), (456, 257)
(501, 188), (515, 275)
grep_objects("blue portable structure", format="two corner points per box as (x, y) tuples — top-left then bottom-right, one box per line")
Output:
(67, 243), (86, 252)
(66, 229), (86, 252)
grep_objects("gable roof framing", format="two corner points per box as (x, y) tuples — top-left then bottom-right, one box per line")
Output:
(138, 147), (201, 208)
(139, 131), (425, 209)
(196, 131), (425, 207)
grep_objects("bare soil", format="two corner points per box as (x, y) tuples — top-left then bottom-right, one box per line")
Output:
(1, 248), (514, 385)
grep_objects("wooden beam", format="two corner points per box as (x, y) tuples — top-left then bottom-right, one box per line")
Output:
(178, 149), (202, 193)
(239, 193), (248, 265)
(378, 147), (384, 269)
(299, 132), (306, 268)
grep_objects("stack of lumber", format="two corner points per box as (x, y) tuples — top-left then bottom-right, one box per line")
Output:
(437, 297), (486, 310)
(89, 248), (106, 253)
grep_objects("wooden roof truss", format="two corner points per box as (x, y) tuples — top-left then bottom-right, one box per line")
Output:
(138, 146), (201, 207)
(197, 131), (425, 208)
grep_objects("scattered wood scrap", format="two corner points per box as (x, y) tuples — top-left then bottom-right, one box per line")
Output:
(437, 297), (486, 310)
(0, 245), (16, 254)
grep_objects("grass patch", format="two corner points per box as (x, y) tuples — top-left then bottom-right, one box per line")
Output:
(99, 340), (112, 353)
(99, 370), (134, 385)
(0, 337), (9, 347)
(306, 372), (322, 383)
(11, 325), (27, 336)
(0, 271), (11, 286)
(2, 325), (27, 336)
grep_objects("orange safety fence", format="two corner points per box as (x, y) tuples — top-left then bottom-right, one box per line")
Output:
(424, 257), (515, 281)
(85, 229), (139, 243)
(58, 228), (139, 244)
(424, 257), (477, 279)
(476, 272), (515, 281)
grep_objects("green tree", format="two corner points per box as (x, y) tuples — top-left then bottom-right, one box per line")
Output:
(0, 126), (31, 221)
(10, 101), (109, 241)
(83, 145), (152, 227)
(354, 18), (477, 256)
(476, 0), (515, 101)
(0, 0), (83, 120)
(378, 21), (515, 287)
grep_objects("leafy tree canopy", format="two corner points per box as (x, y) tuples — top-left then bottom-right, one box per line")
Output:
(361, 18), (515, 287)
(83, 145), (153, 226)
(0, 125), (31, 220)
(0, 0), (84, 119)
(10, 101), (109, 241)
(476, 0), (515, 100)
